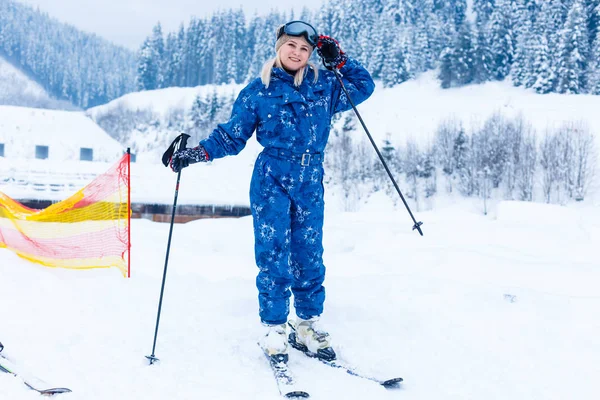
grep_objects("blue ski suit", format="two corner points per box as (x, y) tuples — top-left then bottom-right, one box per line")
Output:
(200, 58), (375, 325)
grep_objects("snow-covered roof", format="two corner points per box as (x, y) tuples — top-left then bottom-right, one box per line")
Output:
(0, 105), (124, 161)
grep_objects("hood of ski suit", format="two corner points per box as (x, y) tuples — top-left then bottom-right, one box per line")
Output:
(200, 58), (375, 160)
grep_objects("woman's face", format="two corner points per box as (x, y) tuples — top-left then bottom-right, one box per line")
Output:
(279, 37), (311, 72)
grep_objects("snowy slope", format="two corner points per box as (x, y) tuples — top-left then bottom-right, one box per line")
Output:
(87, 84), (244, 120)
(86, 83), (245, 163)
(89, 71), (600, 151)
(0, 198), (599, 400)
(78, 72), (600, 206)
(360, 71), (600, 148)
(0, 56), (73, 110)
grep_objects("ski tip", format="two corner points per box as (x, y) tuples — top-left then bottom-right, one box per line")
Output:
(382, 377), (403, 388)
(285, 391), (310, 398)
(39, 387), (72, 395)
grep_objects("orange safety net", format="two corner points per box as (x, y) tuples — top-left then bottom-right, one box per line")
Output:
(0, 153), (131, 277)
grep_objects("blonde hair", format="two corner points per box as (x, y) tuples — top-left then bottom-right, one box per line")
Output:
(260, 33), (319, 88)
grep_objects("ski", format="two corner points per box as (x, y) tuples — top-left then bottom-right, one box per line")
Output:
(0, 343), (72, 396)
(260, 345), (310, 399)
(288, 331), (403, 388)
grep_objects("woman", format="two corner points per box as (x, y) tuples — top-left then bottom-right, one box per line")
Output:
(170, 20), (375, 361)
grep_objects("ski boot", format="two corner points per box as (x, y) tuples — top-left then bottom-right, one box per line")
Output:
(259, 323), (289, 364)
(288, 317), (336, 361)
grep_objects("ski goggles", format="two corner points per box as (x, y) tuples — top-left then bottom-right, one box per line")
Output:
(277, 21), (319, 47)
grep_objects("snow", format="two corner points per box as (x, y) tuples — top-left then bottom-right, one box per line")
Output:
(1, 70), (600, 399)
(86, 84), (245, 120)
(0, 57), (50, 104)
(362, 71), (600, 149)
(0, 56), (74, 110)
(0, 106), (123, 162)
(0, 197), (599, 399)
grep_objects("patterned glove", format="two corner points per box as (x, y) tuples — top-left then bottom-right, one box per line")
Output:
(170, 145), (210, 173)
(316, 35), (348, 70)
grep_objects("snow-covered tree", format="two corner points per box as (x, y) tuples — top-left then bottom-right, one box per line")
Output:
(555, 0), (590, 94)
(453, 130), (474, 196)
(472, 24), (494, 83)
(137, 38), (160, 91)
(530, 33), (555, 93)
(473, 0), (496, 27)
(487, 0), (515, 80)
(452, 20), (475, 85)
(438, 48), (455, 88)
(434, 118), (463, 193)
(381, 34), (411, 87)
(511, 21), (534, 87)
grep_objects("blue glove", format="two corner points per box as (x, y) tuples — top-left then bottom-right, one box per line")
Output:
(170, 145), (210, 172)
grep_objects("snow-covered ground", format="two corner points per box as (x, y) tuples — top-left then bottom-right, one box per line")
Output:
(1, 67), (600, 399)
(1, 196), (599, 399)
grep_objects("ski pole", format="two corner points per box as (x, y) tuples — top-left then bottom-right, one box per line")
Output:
(331, 68), (424, 236)
(146, 133), (191, 365)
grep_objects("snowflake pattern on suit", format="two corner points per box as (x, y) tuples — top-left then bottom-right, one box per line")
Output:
(200, 58), (374, 324)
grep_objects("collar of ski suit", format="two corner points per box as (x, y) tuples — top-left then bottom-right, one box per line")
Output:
(269, 67), (321, 102)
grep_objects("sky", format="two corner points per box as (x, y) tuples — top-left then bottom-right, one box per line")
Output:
(16, 0), (325, 50)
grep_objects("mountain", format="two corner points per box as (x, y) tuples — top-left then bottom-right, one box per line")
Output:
(0, 0), (136, 109)
(0, 56), (77, 110)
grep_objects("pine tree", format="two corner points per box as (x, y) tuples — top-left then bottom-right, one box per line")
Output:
(246, 15), (273, 82)
(531, 34), (555, 93)
(342, 0), (367, 64)
(452, 20), (475, 86)
(453, 130), (473, 196)
(231, 9), (248, 83)
(150, 23), (166, 89)
(189, 94), (210, 142)
(175, 25), (187, 86)
(421, 146), (437, 198)
(586, 0), (600, 47)
(381, 34), (410, 87)
(556, 0), (590, 93)
(381, 133), (399, 170)
(367, 18), (387, 78)
(412, 15), (435, 72)
(473, 0), (496, 27)
(472, 24), (494, 83)
(439, 48), (455, 88)
(588, 28), (600, 93)
(163, 31), (181, 88)
(487, 0), (515, 80)
(317, 0), (343, 37)
(452, 0), (468, 28)
(137, 37), (159, 90)
(431, 0), (457, 26)
(511, 23), (533, 87)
